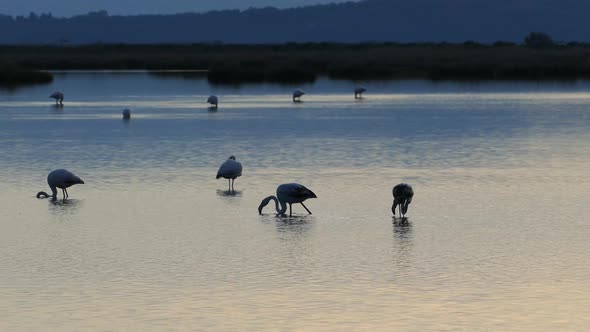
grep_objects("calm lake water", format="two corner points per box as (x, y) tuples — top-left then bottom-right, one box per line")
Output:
(1, 72), (589, 331)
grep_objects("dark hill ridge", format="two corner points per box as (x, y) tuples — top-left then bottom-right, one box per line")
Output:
(1, 0), (590, 44)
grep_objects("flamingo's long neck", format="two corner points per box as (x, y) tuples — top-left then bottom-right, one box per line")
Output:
(269, 196), (288, 214)
(37, 186), (57, 199)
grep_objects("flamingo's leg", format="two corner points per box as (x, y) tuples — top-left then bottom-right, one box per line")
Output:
(300, 202), (312, 215)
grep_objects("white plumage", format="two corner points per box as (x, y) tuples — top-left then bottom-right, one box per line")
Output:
(216, 156), (242, 191)
(258, 183), (317, 216)
(37, 169), (84, 200)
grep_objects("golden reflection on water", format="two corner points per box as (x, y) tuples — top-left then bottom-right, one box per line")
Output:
(1, 163), (589, 331)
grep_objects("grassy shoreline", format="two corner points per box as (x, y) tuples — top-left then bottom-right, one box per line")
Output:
(0, 64), (53, 87)
(2, 43), (590, 84)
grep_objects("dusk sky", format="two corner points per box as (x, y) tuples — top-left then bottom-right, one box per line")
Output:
(0, 0), (358, 17)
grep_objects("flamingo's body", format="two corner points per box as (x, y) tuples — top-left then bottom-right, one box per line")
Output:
(392, 183), (414, 217)
(258, 183), (317, 216)
(354, 87), (367, 99)
(50, 91), (64, 105)
(216, 156), (242, 191)
(122, 108), (131, 119)
(207, 95), (218, 109)
(37, 169), (84, 200)
(292, 89), (305, 102)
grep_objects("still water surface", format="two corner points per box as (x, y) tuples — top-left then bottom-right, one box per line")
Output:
(1, 72), (589, 331)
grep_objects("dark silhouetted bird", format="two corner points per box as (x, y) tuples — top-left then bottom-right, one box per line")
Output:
(392, 183), (414, 217)
(37, 169), (84, 200)
(258, 183), (317, 216)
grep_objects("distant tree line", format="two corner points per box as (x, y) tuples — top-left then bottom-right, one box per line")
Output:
(2, 0), (590, 44)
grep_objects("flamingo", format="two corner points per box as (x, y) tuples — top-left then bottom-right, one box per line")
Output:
(50, 91), (64, 105)
(122, 108), (131, 119)
(354, 87), (367, 99)
(36, 169), (84, 200)
(292, 89), (305, 102)
(216, 156), (242, 191)
(207, 95), (218, 109)
(258, 183), (317, 217)
(392, 183), (414, 217)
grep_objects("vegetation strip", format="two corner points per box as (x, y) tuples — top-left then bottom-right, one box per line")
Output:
(2, 39), (590, 85)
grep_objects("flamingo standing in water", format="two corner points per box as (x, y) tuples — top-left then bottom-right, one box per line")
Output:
(292, 89), (305, 102)
(258, 183), (317, 216)
(216, 156), (242, 191)
(36, 169), (84, 200)
(392, 183), (414, 217)
(207, 95), (218, 109)
(354, 87), (367, 99)
(50, 91), (64, 105)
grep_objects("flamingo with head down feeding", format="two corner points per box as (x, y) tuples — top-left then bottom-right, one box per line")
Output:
(354, 87), (367, 99)
(36, 169), (84, 200)
(292, 89), (305, 102)
(392, 183), (414, 217)
(258, 183), (317, 217)
(50, 91), (64, 105)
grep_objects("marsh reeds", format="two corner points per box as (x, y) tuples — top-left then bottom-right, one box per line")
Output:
(2, 43), (590, 84)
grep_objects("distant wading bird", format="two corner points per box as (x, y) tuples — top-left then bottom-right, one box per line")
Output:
(36, 169), (84, 200)
(122, 108), (131, 119)
(392, 183), (414, 217)
(258, 183), (317, 217)
(50, 91), (64, 105)
(354, 87), (367, 99)
(216, 156), (242, 191)
(207, 95), (218, 109)
(292, 89), (305, 102)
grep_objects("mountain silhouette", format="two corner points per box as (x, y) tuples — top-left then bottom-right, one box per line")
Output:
(1, 0), (589, 44)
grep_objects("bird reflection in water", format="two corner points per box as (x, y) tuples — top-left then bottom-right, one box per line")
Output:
(259, 213), (313, 228)
(272, 215), (314, 237)
(391, 217), (414, 270)
(216, 189), (242, 197)
(392, 217), (412, 240)
(47, 198), (83, 218)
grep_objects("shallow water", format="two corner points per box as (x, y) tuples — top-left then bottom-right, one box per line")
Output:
(1, 73), (590, 331)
